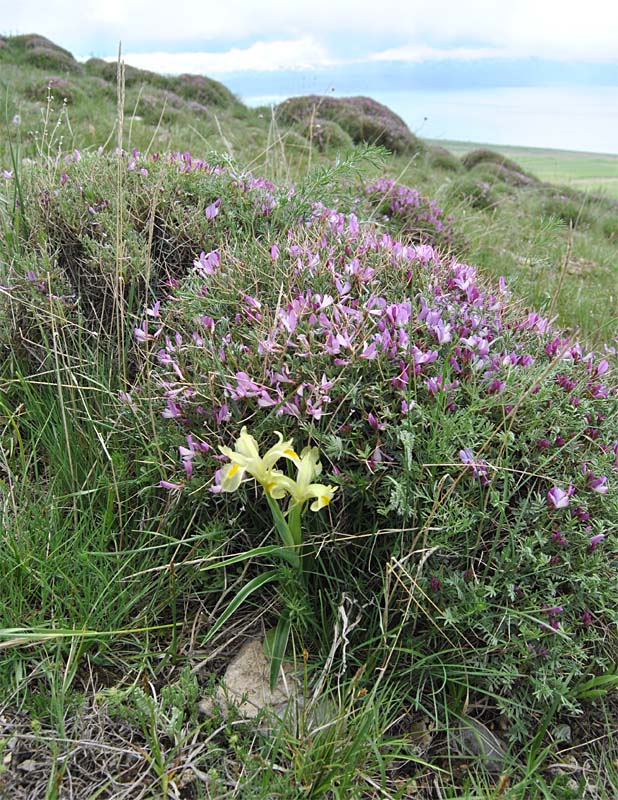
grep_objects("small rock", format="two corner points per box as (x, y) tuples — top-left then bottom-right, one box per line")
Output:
(450, 714), (507, 773)
(408, 718), (434, 754)
(202, 639), (298, 721)
(17, 759), (39, 773)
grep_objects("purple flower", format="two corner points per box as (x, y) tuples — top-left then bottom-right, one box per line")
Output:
(487, 378), (505, 395)
(588, 474), (609, 494)
(205, 199), (221, 220)
(161, 399), (183, 419)
(209, 468), (224, 493)
(133, 322), (162, 343)
(146, 300), (161, 318)
(459, 448), (490, 483)
(587, 533), (606, 553)
(360, 341), (378, 360)
(540, 605), (563, 632)
(160, 480), (183, 491)
(194, 250), (220, 276)
(547, 486), (570, 510)
(368, 412), (385, 431)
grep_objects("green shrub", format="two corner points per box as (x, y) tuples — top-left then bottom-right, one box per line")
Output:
(296, 118), (354, 152)
(599, 213), (618, 241)
(541, 192), (595, 228)
(426, 144), (463, 173)
(446, 174), (498, 209)
(461, 148), (537, 181)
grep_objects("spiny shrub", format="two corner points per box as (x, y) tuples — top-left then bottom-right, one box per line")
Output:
(121, 154), (616, 740)
(6, 149), (286, 346)
(3, 150), (617, 747)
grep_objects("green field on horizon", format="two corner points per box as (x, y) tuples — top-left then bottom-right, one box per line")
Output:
(431, 138), (618, 197)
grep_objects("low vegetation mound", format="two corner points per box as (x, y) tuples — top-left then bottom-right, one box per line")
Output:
(172, 73), (240, 108)
(364, 176), (465, 252)
(0, 33), (83, 73)
(462, 147), (539, 183)
(2, 150), (616, 767)
(83, 58), (240, 111)
(276, 94), (424, 155)
(445, 174), (501, 209)
(469, 160), (538, 187)
(295, 118), (354, 152)
(23, 75), (83, 104)
(0, 35), (241, 117)
(425, 143), (464, 172)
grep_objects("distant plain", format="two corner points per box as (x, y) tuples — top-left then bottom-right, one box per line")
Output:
(433, 138), (618, 197)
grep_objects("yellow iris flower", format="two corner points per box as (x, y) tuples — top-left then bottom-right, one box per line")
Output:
(219, 430), (337, 511)
(219, 426), (298, 493)
(280, 446), (338, 510)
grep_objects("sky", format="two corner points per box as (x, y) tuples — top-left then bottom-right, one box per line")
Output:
(4, 0), (618, 73)
(3, 0), (618, 151)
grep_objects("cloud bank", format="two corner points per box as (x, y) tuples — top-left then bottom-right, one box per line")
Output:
(4, 0), (618, 70)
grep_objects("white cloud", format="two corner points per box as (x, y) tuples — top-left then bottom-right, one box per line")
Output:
(113, 37), (334, 74)
(369, 45), (507, 63)
(4, 0), (618, 63)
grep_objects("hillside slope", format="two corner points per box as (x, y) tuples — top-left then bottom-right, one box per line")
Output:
(2, 34), (617, 341)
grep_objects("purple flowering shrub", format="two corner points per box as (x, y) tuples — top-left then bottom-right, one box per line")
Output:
(4, 149), (618, 742)
(363, 178), (466, 254)
(7, 149), (286, 345)
(276, 95), (423, 156)
(123, 163), (618, 735)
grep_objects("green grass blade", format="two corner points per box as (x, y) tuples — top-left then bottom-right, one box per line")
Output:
(267, 610), (291, 692)
(199, 543), (300, 571)
(202, 569), (282, 646)
(265, 494), (299, 566)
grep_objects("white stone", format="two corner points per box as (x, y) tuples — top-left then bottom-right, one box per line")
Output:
(201, 639), (298, 721)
